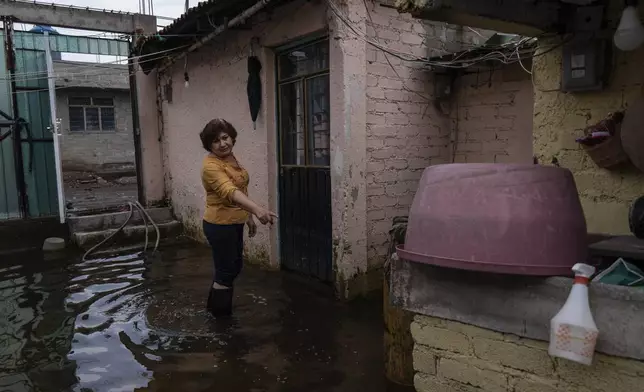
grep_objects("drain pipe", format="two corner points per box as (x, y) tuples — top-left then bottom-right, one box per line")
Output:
(159, 0), (272, 73)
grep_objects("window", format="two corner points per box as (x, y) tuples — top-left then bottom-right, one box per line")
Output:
(277, 39), (330, 167)
(69, 96), (116, 132)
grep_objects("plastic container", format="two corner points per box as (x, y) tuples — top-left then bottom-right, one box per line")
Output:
(549, 263), (599, 366)
(396, 164), (587, 276)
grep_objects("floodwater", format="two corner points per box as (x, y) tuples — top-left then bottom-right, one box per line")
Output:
(0, 245), (410, 392)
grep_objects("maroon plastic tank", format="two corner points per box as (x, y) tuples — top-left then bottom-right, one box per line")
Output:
(396, 164), (587, 276)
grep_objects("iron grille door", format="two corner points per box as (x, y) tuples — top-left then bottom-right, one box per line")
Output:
(277, 38), (332, 282)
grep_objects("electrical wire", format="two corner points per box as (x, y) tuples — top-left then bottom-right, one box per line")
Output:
(0, 45), (192, 86)
(81, 201), (160, 261)
(328, 0), (566, 70)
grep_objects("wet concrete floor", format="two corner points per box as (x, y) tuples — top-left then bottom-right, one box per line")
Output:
(0, 244), (412, 392)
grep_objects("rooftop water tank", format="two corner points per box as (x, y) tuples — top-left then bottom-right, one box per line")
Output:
(30, 25), (61, 61)
(396, 164), (587, 276)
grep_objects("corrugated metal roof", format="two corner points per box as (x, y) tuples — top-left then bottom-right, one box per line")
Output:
(135, 0), (286, 71)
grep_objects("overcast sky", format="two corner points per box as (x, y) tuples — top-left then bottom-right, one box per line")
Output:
(22, 0), (190, 61)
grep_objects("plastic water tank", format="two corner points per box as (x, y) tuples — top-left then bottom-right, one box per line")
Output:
(396, 164), (587, 276)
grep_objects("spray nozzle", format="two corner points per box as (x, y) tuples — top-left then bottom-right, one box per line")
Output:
(572, 263), (596, 279)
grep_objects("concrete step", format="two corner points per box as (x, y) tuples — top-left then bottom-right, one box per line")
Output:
(68, 207), (174, 233)
(72, 220), (183, 250)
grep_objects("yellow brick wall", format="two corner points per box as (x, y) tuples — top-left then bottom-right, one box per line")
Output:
(532, 1), (644, 235)
(411, 315), (644, 392)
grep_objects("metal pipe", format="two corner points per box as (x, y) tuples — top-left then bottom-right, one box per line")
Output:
(159, 0), (272, 73)
(44, 31), (66, 224)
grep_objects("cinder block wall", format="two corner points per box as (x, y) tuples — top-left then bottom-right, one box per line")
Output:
(59, 90), (135, 170)
(411, 315), (644, 392)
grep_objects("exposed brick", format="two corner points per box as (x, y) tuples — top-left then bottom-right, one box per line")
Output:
(482, 140), (510, 153)
(466, 130), (497, 142)
(370, 148), (396, 160)
(373, 102), (400, 113)
(382, 137), (407, 147)
(385, 159), (409, 170)
(385, 114), (411, 126)
(390, 19), (413, 32)
(366, 209), (386, 221)
(367, 138), (384, 149)
(385, 206), (411, 218)
(398, 103), (422, 114)
(401, 32), (424, 46)
(368, 195), (397, 208)
(366, 87), (386, 99)
(408, 158), (431, 170)
(510, 377), (560, 392)
(376, 29), (399, 41)
(378, 78), (404, 90)
(473, 338), (553, 376)
(410, 321), (472, 355)
(457, 142), (483, 152)
(367, 113), (386, 126)
(438, 357), (508, 392)
(385, 181), (416, 196)
(366, 161), (385, 173)
(413, 345), (437, 375)
(367, 184), (385, 196)
(414, 373), (479, 392)
(385, 90), (412, 102)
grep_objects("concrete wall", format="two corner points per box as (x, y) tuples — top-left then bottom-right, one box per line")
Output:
(532, 0), (644, 235)
(54, 61), (130, 90)
(452, 62), (534, 165)
(58, 89), (134, 170)
(412, 315), (644, 392)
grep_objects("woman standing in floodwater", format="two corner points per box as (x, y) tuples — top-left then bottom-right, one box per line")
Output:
(200, 118), (277, 317)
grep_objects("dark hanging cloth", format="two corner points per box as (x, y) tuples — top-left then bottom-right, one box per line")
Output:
(247, 56), (262, 128)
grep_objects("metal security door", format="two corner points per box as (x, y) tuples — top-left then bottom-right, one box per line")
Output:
(0, 29), (20, 220)
(277, 38), (332, 282)
(12, 32), (58, 218)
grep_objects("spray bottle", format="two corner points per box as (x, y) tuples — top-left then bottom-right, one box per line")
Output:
(548, 263), (599, 366)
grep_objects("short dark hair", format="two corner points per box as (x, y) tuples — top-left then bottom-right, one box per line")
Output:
(199, 119), (238, 152)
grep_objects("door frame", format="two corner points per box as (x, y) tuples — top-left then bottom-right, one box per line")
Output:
(275, 34), (333, 282)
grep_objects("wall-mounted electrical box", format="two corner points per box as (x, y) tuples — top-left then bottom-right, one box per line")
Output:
(561, 38), (609, 92)
(561, 5), (609, 93)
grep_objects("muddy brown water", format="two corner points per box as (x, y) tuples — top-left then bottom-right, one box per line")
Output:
(0, 244), (412, 392)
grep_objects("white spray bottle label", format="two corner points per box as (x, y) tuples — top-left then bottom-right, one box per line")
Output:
(549, 263), (599, 366)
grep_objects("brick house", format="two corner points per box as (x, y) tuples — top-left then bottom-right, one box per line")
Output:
(135, 0), (533, 298)
(55, 60), (135, 172)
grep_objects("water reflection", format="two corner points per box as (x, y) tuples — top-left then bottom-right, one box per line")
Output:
(0, 245), (406, 392)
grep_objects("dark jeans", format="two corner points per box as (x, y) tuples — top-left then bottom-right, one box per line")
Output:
(202, 221), (244, 288)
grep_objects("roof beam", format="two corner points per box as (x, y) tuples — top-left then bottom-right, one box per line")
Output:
(395, 0), (564, 36)
(0, 0), (156, 34)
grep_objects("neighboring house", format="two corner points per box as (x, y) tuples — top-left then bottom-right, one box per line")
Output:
(55, 61), (135, 171)
(134, 0), (533, 298)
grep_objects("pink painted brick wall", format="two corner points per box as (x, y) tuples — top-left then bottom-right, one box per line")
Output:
(451, 63), (534, 165)
(365, 3), (454, 268)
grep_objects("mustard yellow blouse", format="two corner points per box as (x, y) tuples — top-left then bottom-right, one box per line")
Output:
(201, 154), (250, 225)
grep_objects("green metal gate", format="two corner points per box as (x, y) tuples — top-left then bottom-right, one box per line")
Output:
(0, 21), (131, 221)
